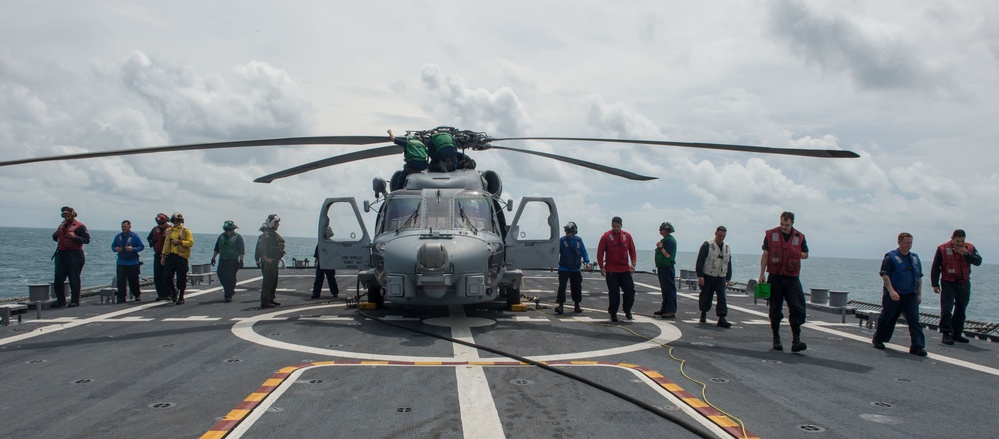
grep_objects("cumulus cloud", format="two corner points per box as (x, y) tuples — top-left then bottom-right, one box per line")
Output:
(419, 64), (532, 136)
(768, 0), (954, 95)
(120, 51), (315, 144)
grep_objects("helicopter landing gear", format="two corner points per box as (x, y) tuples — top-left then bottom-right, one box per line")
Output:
(362, 285), (384, 310)
(506, 287), (527, 311)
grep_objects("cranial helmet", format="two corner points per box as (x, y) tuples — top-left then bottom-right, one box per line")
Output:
(223, 220), (237, 231)
(660, 221), (674, 233)
(155, 213), (169, 224)
(563, 222), (578, 234)
(265, 214), (281, 229)
(171, 212), (184, 223)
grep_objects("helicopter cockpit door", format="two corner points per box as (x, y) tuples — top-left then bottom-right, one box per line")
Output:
(504, 197), (559, 269)
(318, 198), (371, 270)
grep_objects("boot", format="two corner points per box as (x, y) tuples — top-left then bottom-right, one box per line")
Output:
(717, 317), (732, 328)
(773, 335), (783, 351)
(699, 311), (706, 323)
(791, 339), (807, 352)
(573, 303), (582, 313)
(942, 333), (955, 345)
(555, 303), (564, 315)
(175, 292), (185, 305)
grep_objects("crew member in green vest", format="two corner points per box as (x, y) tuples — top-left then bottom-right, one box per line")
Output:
(212, 220), (245, 302)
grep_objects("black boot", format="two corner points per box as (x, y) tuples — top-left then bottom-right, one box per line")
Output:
(555, 303), (564, 315)
(717, 317), (732, 328)
(699, 311), (707, 323)
(175, 292), (185, 305)
(573, 303), (582, 313)
(772, 335), (783, 351)
(791, 339), (807, 352)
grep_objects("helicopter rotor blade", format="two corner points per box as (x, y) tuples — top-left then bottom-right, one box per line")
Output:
(490, 145), (657, 181)
(254, 144), (399, 183)
(485, 137), (860, 159)
(0, 136), (391, 168)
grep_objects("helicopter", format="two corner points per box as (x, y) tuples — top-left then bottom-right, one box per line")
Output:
(0, 126), (859, 309)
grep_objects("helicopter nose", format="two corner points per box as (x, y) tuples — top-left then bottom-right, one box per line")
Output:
(417, 242), (449, 271)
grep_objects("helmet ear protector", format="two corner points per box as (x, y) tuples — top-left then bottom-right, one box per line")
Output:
(563, 222), (577, 234)
(266, 214), (281, 229)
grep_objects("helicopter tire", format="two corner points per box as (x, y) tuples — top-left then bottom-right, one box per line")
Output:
(367, 285), (385, 308)
(505, 287), (522, 309)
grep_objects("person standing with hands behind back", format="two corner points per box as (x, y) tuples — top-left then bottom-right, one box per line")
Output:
(255, 214), (285, 308)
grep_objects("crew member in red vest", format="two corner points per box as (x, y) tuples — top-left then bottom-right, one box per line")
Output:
(759, 211), (809, 352)
(147, 213), (172, 301)
(51, 206), (91, 307)
(930, 229), (983, 345)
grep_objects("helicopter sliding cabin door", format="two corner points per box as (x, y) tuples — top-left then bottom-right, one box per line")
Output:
(504, 197), (559, 269)
(318, 198), (371, 270)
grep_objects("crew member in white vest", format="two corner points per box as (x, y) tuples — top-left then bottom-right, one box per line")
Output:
(695, 226), (733, 328)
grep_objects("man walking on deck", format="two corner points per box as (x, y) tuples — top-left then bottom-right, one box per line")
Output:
(873, 232), (927, 356)
(697, 226), (733, 327)
(759, 211), (809, 352)
(212, 220), (245, 303)
(930, 229), (983, 345)
(597, 216), (637, 322)
(555, 221), (590, 315)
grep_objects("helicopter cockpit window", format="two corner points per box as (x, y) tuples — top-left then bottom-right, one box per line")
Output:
(424, 195), (452, 230)
(454, 196), (495, 233)
(378, 196), (422, 233)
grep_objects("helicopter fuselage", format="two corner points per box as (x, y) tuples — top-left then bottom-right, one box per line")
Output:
(318, 169), (559, 306)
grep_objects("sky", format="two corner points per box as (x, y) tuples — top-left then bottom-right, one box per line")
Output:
(1, 1), (998, 261)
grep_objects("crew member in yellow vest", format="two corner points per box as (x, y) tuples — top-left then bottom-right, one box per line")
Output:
(161, 212), (194, 305)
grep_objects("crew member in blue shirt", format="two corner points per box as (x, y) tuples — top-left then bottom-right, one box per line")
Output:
(872, 232), (927, 356)
(112, 220), (145, 303)
(555, 222), (590, 315)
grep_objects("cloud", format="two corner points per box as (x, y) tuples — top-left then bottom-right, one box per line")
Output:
(120, 51), (316, 144)
(768, 0), (955, 95)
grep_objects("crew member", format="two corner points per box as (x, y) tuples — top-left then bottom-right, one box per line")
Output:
(147, 213), (172, 301)
(161, 212), (194, 305)
(930, 229), (983, 345)
(555, 222), (590, 314)
(112, 220), (144, 303)
(873, 232), (927, 357)
(654, 222), (678, 318)
(255, 214), (285, 308)
(696, 226), (733, 328)
(212, 220), (245, 303)
(52, 206), (91, 307)
(596, 216), (637, 322)
(428, 131), (458, 172)
(759, 211), (808, 352)
(312, 242), (339, 299)
(387, 129), (429, 176)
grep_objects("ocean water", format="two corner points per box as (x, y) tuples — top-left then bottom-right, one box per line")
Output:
(2, 227), (996, 322)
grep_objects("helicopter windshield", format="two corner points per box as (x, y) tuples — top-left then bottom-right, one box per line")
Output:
(454, 195), (496, 233)
(377, 196), (422, 234)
